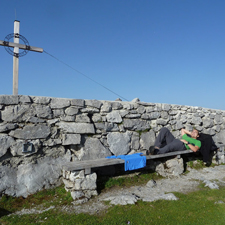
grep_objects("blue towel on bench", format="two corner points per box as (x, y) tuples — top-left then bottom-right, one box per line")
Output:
(106, 153), (146, 171)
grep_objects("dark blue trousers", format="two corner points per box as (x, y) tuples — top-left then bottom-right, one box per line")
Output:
(155, 127), (186, 154)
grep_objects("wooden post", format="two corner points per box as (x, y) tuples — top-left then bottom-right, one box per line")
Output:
(13, 20), (20, 95)
(0, 20), (43, 95)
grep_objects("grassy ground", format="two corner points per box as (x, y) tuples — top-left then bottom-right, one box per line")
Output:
(1, 162), (225, 224)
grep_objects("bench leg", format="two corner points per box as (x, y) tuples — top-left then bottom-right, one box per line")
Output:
(62, 169), (98, 201)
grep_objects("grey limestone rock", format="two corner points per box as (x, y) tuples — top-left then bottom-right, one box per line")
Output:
(16, 156), (70, 197)
(71, 191), (85, 200)
(65, 107), (79, 116)
(162, 104), (171, 111)
(71, 99), (85, 107)
(0, 134), (15, 157)
(107, 132), (131, 155)
(47, 118), (59, 126)
(105, 122), (119, 132)
(53, 109), (64, 117)
(92, 114), (102, 122)
(111, 102), (123, 110)
(156, 119), (168, 126)
(149, 112), (161, 119)
(101, 102), (112, 113)
(140, 131), (155, 150)
(60, 115), (75, 122)
(0, 165), (17, 196)
(85, 100), (102, 109)
(9, 124), (51, 140)
(32, 96), (51, 104)
(119, 110), (129, 117)
(43, 146), (66, 158)
(0, 155), (70, 198)
(156, 158), (184, 177)
(203, 118), (214, 128)
(106, 111), (122, 123)
(35, 105), (52, 119)
(50, 98), (71, 109)
(137, 105), (146, 114)
(69, 170), (85, 182)
(175, 121), (183, 130)
(57, 122), (95, 134)
(80, 108), (99, 113)
(75, 114), (90, 123)
(80, 138), (111, 160)
(1, 105), (31, 122)
(81, 173), (97, 190)
(161, 111), (169, 119)
(203, 180), (219, 189)
(131, 132), (140, 150)
(43, 138), (62, 147)
(0, 95), (18, 105)
(131, 98), (140, 103)
(26, 117), (45, 124)
(19, 95), (31, 103)
(123, 119), (150, 131)
(215, 115), (223, 125)
(62, 134), (81, 145)
(103, 194), (139, 205)
(0, 123), (18, 133)
(125, 114), (141, 119)
(191, 116), (202, 125)
(142, 193), (178, 202)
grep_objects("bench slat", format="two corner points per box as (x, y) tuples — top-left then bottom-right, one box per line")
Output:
(62, 150), (194, 172)
(63, 158), (125, 171)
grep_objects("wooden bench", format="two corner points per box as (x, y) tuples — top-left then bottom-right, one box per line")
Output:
(62, 144), (225, 174)
(61, 145), (225, 201)
(62, 149), (194, 174)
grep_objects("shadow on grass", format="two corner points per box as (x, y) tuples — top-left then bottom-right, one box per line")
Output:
(0, 208), (11, 218)
(96, 164), (157, 194)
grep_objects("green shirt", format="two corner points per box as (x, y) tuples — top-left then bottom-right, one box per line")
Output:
(182, 134), (201, 150)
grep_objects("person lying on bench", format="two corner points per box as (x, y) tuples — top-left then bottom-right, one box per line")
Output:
(146, 127), (201, 155)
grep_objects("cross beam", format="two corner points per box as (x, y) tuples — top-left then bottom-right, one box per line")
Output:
(0, 20), (43, 95)
(0, 40), (43, 53)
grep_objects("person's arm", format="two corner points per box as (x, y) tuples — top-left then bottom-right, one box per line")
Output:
(180, 139), (200, 152)
(181, 128), (191, 136)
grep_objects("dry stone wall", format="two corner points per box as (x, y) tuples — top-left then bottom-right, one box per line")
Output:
(0, 95), (225, 198)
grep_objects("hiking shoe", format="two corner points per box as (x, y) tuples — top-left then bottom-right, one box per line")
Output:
(146, 146), (160, 155)
(149, 146), (155, 154)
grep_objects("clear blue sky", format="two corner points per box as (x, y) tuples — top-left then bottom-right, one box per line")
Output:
(0, 0), (225, 110)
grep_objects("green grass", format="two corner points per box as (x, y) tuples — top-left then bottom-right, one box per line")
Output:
(0, 185), (73, 215)
(1, 186), (225, 224)
(97, 171), (161, 190)
(1, 165), (225, 224)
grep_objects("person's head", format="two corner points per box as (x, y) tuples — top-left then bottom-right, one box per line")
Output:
(191, 129), (199, 139)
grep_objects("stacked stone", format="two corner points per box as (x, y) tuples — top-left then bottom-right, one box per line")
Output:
(0, 95), (225, 198)
(62, 169), (97, 202)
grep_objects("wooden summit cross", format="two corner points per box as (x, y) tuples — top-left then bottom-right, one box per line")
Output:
(0, 20), (43, 95)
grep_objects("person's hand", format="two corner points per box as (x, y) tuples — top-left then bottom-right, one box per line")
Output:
(180, 139), (188, 144)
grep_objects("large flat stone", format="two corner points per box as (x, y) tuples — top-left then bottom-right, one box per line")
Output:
(0, 95), (19, 105)
(9, 124), (51, 140)
(57, 122), (95, 134)
(50, 98), (71, 109)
